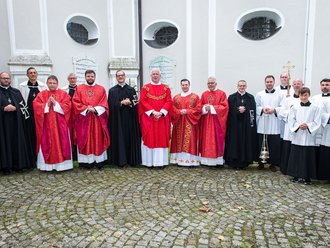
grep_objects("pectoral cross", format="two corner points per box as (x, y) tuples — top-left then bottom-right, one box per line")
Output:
(207, 95), (213, 104)
(283, 61), (295, 96)
(19, 101), (30, 119)
(86, 90), (94, 98)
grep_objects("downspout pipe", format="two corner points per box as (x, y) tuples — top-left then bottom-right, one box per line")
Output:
(138, 0), (143, 89)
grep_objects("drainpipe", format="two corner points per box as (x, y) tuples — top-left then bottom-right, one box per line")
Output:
(138, 0), (143, 88)
(303, 0), (316, 88)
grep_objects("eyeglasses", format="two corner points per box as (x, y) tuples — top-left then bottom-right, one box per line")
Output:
(1, 78), (10, 80)
(116, 74), (125, 77)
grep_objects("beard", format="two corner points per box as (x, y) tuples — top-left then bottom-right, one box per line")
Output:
(86, 79), (94, 85)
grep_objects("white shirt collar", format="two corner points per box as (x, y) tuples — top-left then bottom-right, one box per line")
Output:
(181, 90), (191, 97)
(0, 85), (10, 89)
(208, 87), (218, 92)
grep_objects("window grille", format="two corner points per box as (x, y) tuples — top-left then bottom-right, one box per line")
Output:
(239, 17), (280, 40)
(154, 26), (178, 47)
(67, 22), (89, 44)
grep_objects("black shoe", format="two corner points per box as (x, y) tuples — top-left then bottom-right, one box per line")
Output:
(302, 179), (312, 185)
(3, 170), (11, 175)
(79, 163), (92, 169)
(291, 177), (299, 183)
(258, 163), (265, 170)
(216, 164), (224, 168)
(269, 165), (277, 172)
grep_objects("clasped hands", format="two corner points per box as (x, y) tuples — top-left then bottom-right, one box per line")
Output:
(180, 109), (187, 115)
(238, 106), (246, 113)
(299, 123), (308, 130)
(121, 98), (131, 106)
(152, 110), (163, 120)
(87, 105), (97, 113)
(204, 104), (211, 112)
(47, 96), (56, 107)
(262, 107), (276, 114)
(4, 104), (16, 112)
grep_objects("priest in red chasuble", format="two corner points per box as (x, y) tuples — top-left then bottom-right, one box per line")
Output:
(138, 68), (172, 168)
(72, 70), (110, 170)
(33, 75), (73, 171)
(199, 76), (229, 166)
(170, 79), (202, 166)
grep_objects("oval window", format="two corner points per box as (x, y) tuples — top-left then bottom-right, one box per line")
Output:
(144, 21), (179, 49)
(66, 15), (99, 45)
(236, 10), (283, 41)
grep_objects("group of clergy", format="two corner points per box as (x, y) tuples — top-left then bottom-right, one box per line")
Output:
(140, 69), (330, 185)
(0, 68), (329, 185)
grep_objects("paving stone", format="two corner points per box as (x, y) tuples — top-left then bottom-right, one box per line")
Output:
(0, 165), (329, 247)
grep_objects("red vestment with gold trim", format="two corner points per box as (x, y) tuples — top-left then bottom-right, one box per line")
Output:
(138, 83), (172, 148)
(33, 89), (71, 164)
(170, 93), (201, 155)
(72, 84), (110, 156)
(199, 89), (229, 158)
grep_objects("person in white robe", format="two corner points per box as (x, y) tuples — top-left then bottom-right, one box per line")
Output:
(317, 96), (330, 181)
(287, 87), (321, 185)
(277, 79), (303, 174)
(255, 75), (284, 171)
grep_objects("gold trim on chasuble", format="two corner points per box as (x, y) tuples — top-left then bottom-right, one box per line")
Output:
(144, 85), (169, 100)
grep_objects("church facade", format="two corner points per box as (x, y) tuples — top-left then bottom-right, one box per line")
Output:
(0, 0), (328, 96)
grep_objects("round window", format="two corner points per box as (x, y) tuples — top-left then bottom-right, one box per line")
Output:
(144, 21), (179, 49)
(236, 10), (283, 41)
(66, 15), (99, 45)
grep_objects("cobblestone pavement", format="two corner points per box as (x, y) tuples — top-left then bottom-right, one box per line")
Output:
(0, 165), (329, 248)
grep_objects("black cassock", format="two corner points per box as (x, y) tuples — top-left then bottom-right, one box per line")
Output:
(107, 84), (141, 166)
(224, 92), (258, 168)
(0, 86), (35, 173)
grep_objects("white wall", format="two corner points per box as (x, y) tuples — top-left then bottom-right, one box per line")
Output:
(1, 0), (329, 98)
(0, 0), (12, 72)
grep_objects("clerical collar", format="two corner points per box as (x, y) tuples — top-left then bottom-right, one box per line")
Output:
(85, 82), (95, 86)
(69, 85), (77, 89)
(0, 85), (10, 89)
(28, 81), (39, 88)
(237, 91), (246, 96)
(322, 92), (330, 97)
(265, 89), (275, 93)
(181, 90), (191, 97)
(293, 94), (299, 98)
(151, 81), (161, 85)
(300, 101), (311, 107)
(280, 85), (289, 90)
(118, 83), (126, 88)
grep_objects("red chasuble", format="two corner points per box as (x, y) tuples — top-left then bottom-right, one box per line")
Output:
(72, 84), (110, 156)
(138, 83), (172, 148)
(199, 89), (229, 158)
(33, 89), (72, 164)
(170, 93), (201, 155)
